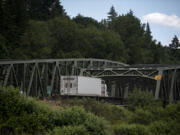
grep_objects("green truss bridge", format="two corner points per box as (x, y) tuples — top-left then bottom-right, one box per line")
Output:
(0, 58), (180, 102)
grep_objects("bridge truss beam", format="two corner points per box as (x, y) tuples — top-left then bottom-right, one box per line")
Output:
(0, 59), (127, 97)
(81, 65), (180, 102)
(0, 59), (179, 102)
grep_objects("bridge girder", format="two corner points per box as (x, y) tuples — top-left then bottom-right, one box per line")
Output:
(80, 65), (180, 102)
(0, 59), (127, 97)
(0, 59), (179, 102)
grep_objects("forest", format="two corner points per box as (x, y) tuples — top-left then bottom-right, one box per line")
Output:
(0, 0), (180, 64)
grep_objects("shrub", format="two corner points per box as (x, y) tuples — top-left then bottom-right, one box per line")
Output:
(59, 97), (133, 124)
(54, 106), (111, 135)
(47, 125), (87, 135)
(148, 102), (180, 135)
(84, 113), (110, 135)
(57, 106), (87, 126)
(164, 102), (180, 121)
(113, 124), (150, 135)
(127, 89), (161, 111)
(162, 102), (180, 135)
(130, 108), (154, 125)
(149, 121), (170, 135)
(0, 86), (111, 135)
(0, 86), (55, 134)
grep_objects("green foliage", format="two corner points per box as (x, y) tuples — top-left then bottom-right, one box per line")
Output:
(130, 108), (155, 125)
(50, 106), (110, 135)
(126, 91), (180, 135)
(20, 20), (52, 58)
(169, 35), (180, 62)
(58, 106), (87, 126)
(1, 86), (180, 135)
(48, 17), (79, 58)
(59, 97), (132, 124)
(27, 0), (66, 20)
(16, 16), (128, 61)
(107, 6), (118, 22)
(0, 0), (179, 64)
(127, 89), (159, 111)
(1, 1), (180, 134)
(51, 0), (66, 18)
(0, 86), (110, 135)
(169, 35), (180, 50)
(0, 86), (55, 134)
(85, 113), (110, 135)
(162, 102), (180, 134)
(73, 14), (103, 29)
(113, 124), (150, 135)
(149, 121), (170, 135)
(0, 0), (28, 58)
(0, 34), (8, 58)
(48, 126), (87, 135)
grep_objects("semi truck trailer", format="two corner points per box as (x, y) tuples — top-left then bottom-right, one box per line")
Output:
(60, 76), (107, 97)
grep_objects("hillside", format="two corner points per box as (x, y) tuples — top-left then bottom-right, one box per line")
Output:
(0, 86), (110, 135)
(0, 0), (180, 64)
(0, 86), (180, 135)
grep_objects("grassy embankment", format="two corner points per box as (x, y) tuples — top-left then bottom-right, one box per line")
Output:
(0, 86), (180, 135)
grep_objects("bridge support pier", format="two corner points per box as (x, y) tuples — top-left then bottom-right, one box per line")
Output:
(111, 82), (116, 97)
(124, 85), (129, 98)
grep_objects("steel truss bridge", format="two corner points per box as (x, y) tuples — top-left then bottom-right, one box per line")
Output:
(0, 58), (180, 102)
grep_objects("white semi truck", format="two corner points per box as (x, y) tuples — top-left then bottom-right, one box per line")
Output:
(60, 76), (108, 97)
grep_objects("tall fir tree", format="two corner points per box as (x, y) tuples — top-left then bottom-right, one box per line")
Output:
(2, 0), (28, 57)
(27, 0), (56, 20)
(0, 0), (3, 33)
(3, 0), (28, 36)
(169, 35), (180, 62)
(169, 35), (180, 49)
(107, 6), (118, 22)
(127, 10), (134, 16)
(145, 23), (152, 40)
(51, 0), (65, 18)
(144, 23), (152, 47)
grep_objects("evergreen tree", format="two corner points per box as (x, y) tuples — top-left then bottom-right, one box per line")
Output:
(169, 35), (180, 62)
(27, 0), (55, 20)
(51, 0), (65, 18)
(1, 0), (28, 57)
(0, 0), (4, 33)
(127, 10), (134, 16)
(145, 23), (152, 41)
(3, 0), (28, 35)
(101, 19), (108, 28)
(0, 0), (179, 64)
(144, 23), (152, 48)
(107, 6), (118, 22)
(73, 14), (103, 28)
(169, 35), (180, 50)
(110, 11), (155, 64)
(0, 34), (8, 58)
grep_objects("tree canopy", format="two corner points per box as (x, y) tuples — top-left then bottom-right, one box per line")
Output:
(107, 6), (118, 22)
(169, 35), (180, 50)
(0, 1), (179, 64)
